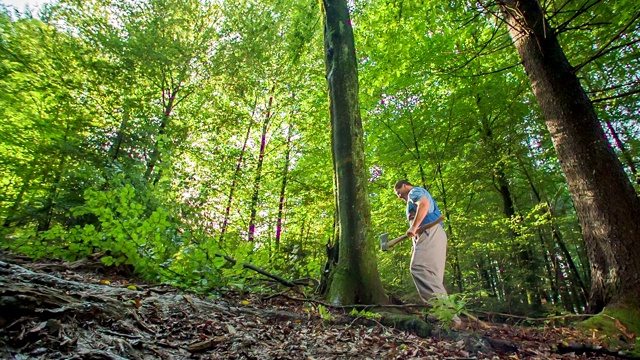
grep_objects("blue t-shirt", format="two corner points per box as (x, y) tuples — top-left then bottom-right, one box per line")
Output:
(406, 187), (443, 227)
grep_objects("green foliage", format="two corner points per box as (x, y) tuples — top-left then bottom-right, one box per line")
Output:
(350, 308), (381, 320)
(1, 0), (637, 314)
(317, 304), (334, 322)
(427, 293), (467, 327)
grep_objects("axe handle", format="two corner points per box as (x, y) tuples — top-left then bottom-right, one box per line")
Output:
(385, 216), (445, 249)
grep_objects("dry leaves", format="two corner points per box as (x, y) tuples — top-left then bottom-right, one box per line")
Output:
(0, 253), (630, 360)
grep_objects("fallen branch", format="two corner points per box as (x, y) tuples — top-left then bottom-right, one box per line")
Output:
(468, 309), (596, 322)
(214, 253), (303, 293)
(461, 311), (491, 329)
(260, 293), (430, 310)
(98, 329), (142, 340)
(228, 304), (309, 322)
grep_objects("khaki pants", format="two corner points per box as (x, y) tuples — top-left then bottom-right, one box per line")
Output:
(410, 224), (448, 301)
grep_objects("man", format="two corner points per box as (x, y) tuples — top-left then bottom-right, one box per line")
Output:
(394, 180), (460, 325)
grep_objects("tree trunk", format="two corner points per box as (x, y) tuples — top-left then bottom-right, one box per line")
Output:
(322, 0), (386, 305)
(275, 123), (293, 249)
(518, 155), (589, 308)
(248, 91), (275, 242)
(499, 0), (640, 311)
(436, 164), (463, 293)
(3, 172), (32, 228)
(219, 99), (257, 243)
(478, 111), (542, 308)
(38, 156), (66, 232)
(145, 89), (177, 181)
(408, 113), (427, 187)
(110, 105), (130, 161)
(538, 231), (559, 305)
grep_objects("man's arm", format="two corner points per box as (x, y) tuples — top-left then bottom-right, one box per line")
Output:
(407, 195), (430, 238)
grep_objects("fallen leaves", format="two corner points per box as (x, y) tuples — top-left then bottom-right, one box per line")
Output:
(187, 335), (229, 352)
(0, 252), (631, 360)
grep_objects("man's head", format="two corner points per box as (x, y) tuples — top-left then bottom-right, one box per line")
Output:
(394, 180), (413, 201)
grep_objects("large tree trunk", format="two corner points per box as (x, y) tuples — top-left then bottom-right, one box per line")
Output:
(499, 0), (640, 311)
(322, 0), (386, 305)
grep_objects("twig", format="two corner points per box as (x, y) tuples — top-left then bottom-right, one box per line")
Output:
(469, 309), (596, 321)
(449, 62), (522, 77)
(186, 335), (228, 353)
(573, 11), (640, 72)
(99, 329), (143, 340)
(259, 293), (431, 310)
(461, 311), (491, 329)
(129, 311), (157, 335)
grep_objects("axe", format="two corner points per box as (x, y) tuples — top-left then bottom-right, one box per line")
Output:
(379, 216), (445, 251)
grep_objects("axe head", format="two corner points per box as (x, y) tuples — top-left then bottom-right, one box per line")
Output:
(379, 233), (389, 251)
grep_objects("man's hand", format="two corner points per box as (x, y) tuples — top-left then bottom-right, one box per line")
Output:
(406, 226), (418, 238)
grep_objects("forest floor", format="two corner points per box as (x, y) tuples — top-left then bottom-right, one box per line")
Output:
(0, 251), (634, 360)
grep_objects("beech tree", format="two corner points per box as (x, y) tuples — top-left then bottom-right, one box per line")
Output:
(321, 0), (386, 305)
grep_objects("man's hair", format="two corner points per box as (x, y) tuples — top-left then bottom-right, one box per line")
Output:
(394, 180), (413, 189)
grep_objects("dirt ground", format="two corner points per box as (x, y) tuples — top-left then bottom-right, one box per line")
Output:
(0, 251), (631, 359)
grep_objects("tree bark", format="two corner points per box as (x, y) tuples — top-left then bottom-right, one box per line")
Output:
(322, 0), (386, 305)
(435, 163), (463, 293)
(144, 89), (177, 182)
(248, 90), (275, 242)
(275, 122), (293, 248)
(3, 172), (31, 228)
(518, 154), (589, 308)
(499, 0), (640, 311)
(110, 105), (130, 161)
(218, 102), (257, 243)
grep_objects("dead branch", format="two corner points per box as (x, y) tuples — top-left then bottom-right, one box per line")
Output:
(469, 309), (596, 322)
(213, 253), (302, 291)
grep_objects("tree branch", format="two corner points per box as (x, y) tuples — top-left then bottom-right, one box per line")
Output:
(573, 11), (640, 73)
(555, 0), (604, 33)
(214, 253), (301, 290)
(450, 62), (522, 77)
(587, 80), (639, 94)
(591, 88), (640, 103)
